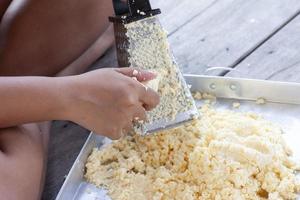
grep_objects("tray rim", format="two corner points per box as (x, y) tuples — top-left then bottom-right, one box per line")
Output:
(55, 133), (94, 200)
(184, 74), (300, 86)
(185, 74), (300, 105)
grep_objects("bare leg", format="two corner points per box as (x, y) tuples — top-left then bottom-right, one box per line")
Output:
(0, 125), (46, 200)
(0, 61), (97, 200)
(0, 0), (114, 76)
(0, 0), (115, 198)
(0, 62), (100, 199)
(0, 0), (12, 19)
(57, 24), (115, 77)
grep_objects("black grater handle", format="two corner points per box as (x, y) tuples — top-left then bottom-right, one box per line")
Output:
(112, 0), (129, 16)
(112, 0), (152, 16)
(128, 0), (152, 16)
(110, 0), (160, 23)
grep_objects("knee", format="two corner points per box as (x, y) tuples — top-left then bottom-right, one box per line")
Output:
(0, 125), (45, 157)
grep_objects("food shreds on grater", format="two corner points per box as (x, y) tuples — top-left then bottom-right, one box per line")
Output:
(109, 0), (199, 135)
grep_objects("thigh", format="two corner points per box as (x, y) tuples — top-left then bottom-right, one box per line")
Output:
(0, 0), (12, 20)
(0, 0), (114, 76)
(0, 124), (47, 200)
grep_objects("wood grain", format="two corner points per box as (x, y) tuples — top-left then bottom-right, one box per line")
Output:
(226, 15), (300, 82)
(167, 0), (300, 75)
(151, 0), (217, 34)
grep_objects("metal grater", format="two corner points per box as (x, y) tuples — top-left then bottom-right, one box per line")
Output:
(109, 0), (199, 135)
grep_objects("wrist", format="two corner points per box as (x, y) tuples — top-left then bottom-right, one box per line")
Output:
(46, 76), (75, 121)
(54, 75), (82, 122)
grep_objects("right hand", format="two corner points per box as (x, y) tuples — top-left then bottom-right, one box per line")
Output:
(63, 68), (160, 140)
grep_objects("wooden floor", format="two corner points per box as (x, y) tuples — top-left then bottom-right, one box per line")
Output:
(42, 0), (300, 199)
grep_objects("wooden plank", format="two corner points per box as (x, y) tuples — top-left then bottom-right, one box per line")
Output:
(150, 0), (217, 33)
(226, 15), (300, 82)
(167, 0), (300, 75)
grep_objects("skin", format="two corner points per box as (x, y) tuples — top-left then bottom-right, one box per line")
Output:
(0, 68), (159, 139)
(0, 0), (160, 199)
(0, 68), (160, 200)
(0, 0), (114, 76)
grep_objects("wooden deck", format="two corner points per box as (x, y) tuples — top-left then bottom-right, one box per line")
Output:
(42, 0), (300, 199)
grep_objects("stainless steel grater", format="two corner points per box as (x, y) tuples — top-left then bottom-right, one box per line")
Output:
(109, 0), (199, 135)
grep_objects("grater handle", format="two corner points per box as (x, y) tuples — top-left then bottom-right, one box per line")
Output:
(110, 0), (160, 24)
(112, 0), (152, 16)
(112, 0), (129, 16)
(128, 0), (152, 16)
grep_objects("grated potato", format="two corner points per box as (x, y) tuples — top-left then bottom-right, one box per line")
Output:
(125, 17), (194, 122)
(85, 105), (300, 200)
(192, 91), (203, 100)
(256, 98), (266, 105)
(232, 102), (241, 109)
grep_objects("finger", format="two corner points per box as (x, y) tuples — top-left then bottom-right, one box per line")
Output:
(116, 67), (157, 82)
(137, 87), (160, 111)
(132, 105), (147, 122)
(104, 126), (123, 140)
(109, 130), (123, 140)
(122, 122), (133, 135)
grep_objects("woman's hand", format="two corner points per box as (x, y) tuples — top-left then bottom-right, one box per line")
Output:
(64, 68), (160, 139)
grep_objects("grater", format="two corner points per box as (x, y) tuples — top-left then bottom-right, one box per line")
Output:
(109, 0), (199, 135)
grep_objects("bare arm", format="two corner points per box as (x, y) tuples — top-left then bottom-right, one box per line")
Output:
(0, 68), (160, 139)
(0, 76), (67, 128)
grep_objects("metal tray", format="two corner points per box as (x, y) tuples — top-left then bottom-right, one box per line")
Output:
(56, 75), (300, 200)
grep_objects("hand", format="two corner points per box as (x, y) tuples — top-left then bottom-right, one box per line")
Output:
(63, 68), (160, 139)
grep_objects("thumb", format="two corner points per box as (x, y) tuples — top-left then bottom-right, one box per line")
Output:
(115, 67), (157, 82)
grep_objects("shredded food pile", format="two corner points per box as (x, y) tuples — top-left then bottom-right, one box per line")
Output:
(85, 105), (300, 200)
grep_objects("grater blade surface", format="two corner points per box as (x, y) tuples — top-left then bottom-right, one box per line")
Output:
(112, 16), (199, 135)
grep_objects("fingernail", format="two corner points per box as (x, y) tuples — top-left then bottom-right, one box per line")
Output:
(150, 71), (157, 77)
(133, 69), (139, 76)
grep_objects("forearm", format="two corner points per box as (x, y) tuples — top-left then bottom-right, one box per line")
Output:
(0, 76), (68, 128)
